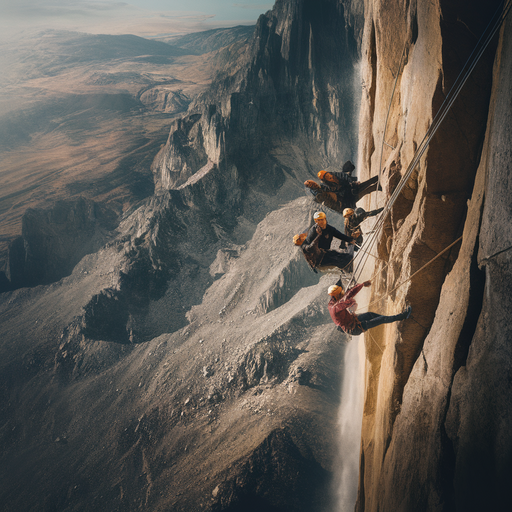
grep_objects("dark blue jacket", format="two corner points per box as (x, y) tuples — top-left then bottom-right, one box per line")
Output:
(305, 223), (353, 251)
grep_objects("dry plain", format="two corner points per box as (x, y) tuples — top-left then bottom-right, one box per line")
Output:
(0, 28), (243, 268)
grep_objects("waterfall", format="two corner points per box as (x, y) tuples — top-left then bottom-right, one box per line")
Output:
(334, 335), (365, 511)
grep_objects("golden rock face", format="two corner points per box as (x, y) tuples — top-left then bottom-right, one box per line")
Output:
(356, 1), (512, 510)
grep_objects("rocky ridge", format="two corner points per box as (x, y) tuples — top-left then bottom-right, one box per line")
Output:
(152, 0), (361, 194)
(167, 25), (256, 54)
(0, 26), (252, 275)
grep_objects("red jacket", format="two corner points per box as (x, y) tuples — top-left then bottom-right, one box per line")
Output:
(328, 283), (365, 333)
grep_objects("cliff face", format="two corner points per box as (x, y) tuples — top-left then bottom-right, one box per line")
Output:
(5, 197), (117, 290)
(355, 1), (512, 510)
(153, 0), (361, 195)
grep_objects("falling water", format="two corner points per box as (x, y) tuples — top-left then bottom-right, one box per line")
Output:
(334, 335), (365, 511)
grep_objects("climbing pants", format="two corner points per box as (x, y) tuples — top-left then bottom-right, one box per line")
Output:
(354, 176), (380, 200)
(351, 311), (406, 336)
(319, 250), (353, 271)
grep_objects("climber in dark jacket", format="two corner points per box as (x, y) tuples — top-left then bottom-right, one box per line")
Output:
(294, 229), (354, 271)
(317, 161), (358, 187)
(318, 163), (381, 207)
(294, 211), (355, 271)
(304, 211), (354, 251)
(342, 206), (384, 247)
(327, 280), (412, 336)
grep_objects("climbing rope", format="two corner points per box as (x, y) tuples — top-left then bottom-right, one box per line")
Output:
(349, 0), (512, 289)
(356, 236), (463, 313)
(353, 243), (386, 262)
(377, 42), (407, 192)
(365, 0), (509, 257)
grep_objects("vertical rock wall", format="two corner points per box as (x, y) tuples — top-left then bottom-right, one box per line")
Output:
(356, 1), (511, 510)
(153, 0), (362, 198)
(443, 14), (512, 509)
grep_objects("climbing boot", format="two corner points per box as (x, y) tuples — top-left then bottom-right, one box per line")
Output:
(401, 306), (412, 320)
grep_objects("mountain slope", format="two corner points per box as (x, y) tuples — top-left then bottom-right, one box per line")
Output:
(169, 25), (256, 54)
(0, 1), (364, 510)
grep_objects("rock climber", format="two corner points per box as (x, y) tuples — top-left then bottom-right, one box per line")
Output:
(342, 206), (384, 247)
(317, 165), (381, 207)
(293, 232), (324, 270)
(304, 180), (345, 213)
(293, 211), (356, 271)
(294, 230), (354, 272)
(327, 280), (412, 336)
(317, 161), (358, 187)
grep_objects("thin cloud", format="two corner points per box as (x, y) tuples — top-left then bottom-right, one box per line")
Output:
(156, 13), (215, 20)
(233, 3), (273, 9)
(81, 2), (131, 11)
(1, 0), (133, 19)
(0, 1), (265, 41)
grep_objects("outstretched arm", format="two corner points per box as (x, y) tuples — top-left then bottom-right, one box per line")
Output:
(344, 282), (367, 301)
(332, 282), (368, 314)
(366, 207), (384, 218)
(328, 225), (355, 243)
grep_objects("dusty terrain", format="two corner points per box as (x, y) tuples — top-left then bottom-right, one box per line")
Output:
(0, 29), (247, 268)
(0, 194), (347, 511)
(0, 8), (362, 510)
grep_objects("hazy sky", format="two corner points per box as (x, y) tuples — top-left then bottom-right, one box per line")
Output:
(0, 0), (275, 38)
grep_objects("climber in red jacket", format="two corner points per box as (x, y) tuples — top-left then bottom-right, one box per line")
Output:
(328, 280), (411, 335)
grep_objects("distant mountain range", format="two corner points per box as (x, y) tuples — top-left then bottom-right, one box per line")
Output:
(168, 25), (256, 54)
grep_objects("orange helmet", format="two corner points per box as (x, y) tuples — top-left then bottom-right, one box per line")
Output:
(304, 180), (320, 189)
(293, 233), (307, 246)
(328, 284), (344, 297)
(318, 170), (327, 180)
(343, 208), (354, 217)
(323, 172), (337, 183)
(313, 211), (326, 221)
